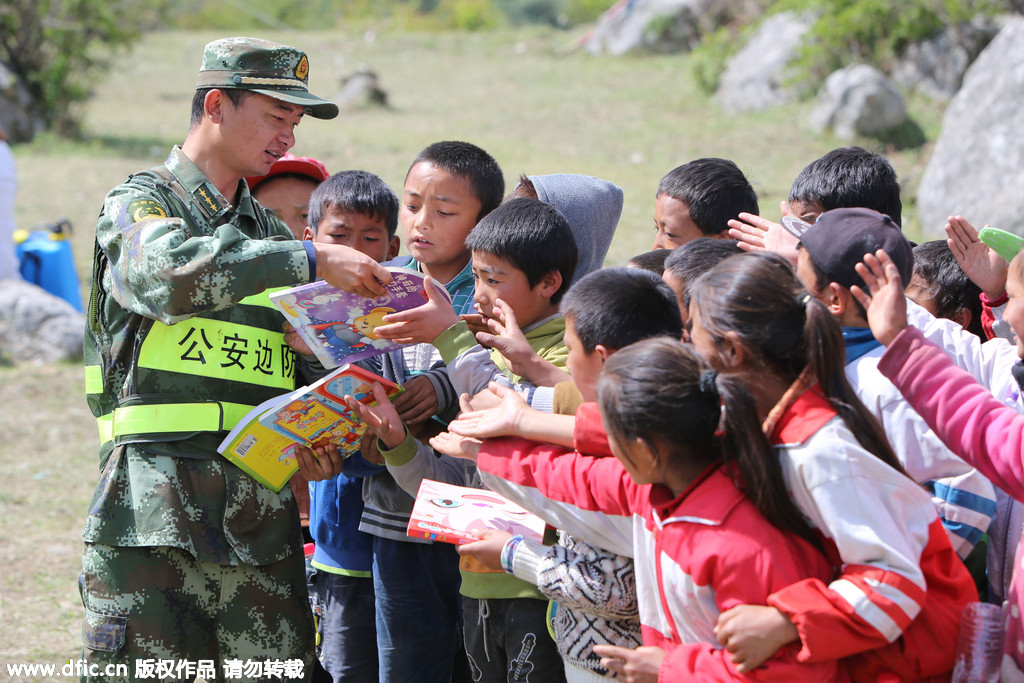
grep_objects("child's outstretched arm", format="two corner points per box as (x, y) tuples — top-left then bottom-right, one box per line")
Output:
(726, 201), (800, 266)
(373, 276), (458, 344)
(448, 383), (575, 448)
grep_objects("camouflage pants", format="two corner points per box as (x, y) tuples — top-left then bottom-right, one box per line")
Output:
(78, 543), (315, 683)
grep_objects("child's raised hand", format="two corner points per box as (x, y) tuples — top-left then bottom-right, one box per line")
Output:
(345, 382), (406, 451)
(850, 249), (909, 347)
(448, 382), (532, 440)
(391, 374), (439, 424)
(727, 202), (800, 266)
(591, 644), (665, 683)
(428, 430), (482, 461)
(458, 312), (492, 344)
(456, 528), (512, 570)
(475, 299), (570, 386)
(946, 215), (1008, 298)
(282, 322), (313, 356)
(373, 277), (459, 344)
(293, 442), (345, 481)
(714, 604), (798, 674)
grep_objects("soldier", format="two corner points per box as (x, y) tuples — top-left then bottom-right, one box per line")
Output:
(80, 37), (390, 681)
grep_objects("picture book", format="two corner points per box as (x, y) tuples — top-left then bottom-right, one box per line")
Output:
(217, 364), (402, 492)
(270, 267), (452, 369)
(406, 479), (548, 545)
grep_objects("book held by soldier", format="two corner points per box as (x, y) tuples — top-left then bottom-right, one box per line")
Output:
(218, 364), (402, 491)
(270, 267), (450, 369)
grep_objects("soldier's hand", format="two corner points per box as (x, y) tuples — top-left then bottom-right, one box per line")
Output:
(293, 443), (345, 481)
(313, 243), (391, 298)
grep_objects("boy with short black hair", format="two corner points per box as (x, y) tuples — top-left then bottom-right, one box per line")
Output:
(652, 157), (759, 249)
(788, 145), (902, 226)
(294, 169), (400, 682)
(662, 237), (743, 323)
(360, 139), (505, 683)
(907, 240), (984, 339)
(360, 197), (578, 682)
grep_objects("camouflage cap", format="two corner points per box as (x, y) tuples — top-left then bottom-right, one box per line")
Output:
(197, 37), (339, 120)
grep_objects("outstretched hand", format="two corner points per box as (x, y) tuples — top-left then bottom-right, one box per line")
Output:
(373, 277), (458, 344)
(945, 215), (1008, 298)
(475, 300), (571, 386)
(726, 202), (800, 266)
(428, 430), (482, 462)
(447, 383), (533, 440)
(344, 382), (406, 451)
(314, 243), (391, 299)
(592, 645), (665, 683)
(850, 249), (908, 347)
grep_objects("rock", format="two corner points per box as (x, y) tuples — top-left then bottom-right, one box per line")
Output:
(335, 67), (388, 110)
(715, 11), (814, 113)
(0, 62), (38, 143)
(0, 279), (84, 364)
(917, 18), (1024, 238)
(585, 0), (758, 56)
(891, 17), (1002, 101)
(808, 65), (907, 141)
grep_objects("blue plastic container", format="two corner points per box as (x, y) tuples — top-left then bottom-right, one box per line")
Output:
(15, 220), (83, 311)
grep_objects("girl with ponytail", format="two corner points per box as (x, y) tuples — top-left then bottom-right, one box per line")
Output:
(431, 338), (842, 681)
(689, 251), (976, 681)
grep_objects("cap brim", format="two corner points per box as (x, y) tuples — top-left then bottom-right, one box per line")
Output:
(254, 88), (339, 120)
(781, 215), (812, 238)
(979, 226), (1024, 263)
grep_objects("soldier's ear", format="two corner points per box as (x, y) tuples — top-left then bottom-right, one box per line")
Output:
(205, 89), (225, 123)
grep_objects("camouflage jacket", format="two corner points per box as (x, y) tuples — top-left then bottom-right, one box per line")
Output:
(83, 146), (312, 565)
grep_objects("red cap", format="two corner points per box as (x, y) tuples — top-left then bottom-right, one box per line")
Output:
(246, 152), (329, 190)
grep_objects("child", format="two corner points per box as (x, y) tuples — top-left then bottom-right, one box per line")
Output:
(247, 152), (330, 238)
(292, 170), (400, 682)
(854, 247), (1024, 680)
(652, 158), (758, 250)
(433, 338), (843, 681)
(661, 238), (743, 324)
(794, 208), (996, 560)
(456, 267), (685, 681)
(359, 197), (577, 682)
(687, 252), (977, 680)
(357, 140), (505, 683)
(907, 239), (985, 338)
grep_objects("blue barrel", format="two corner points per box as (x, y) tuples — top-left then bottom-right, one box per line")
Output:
(15, 222), (83, 311)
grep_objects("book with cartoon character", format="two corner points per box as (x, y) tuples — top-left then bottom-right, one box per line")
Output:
(217, 364), (402, 491)
(407, 479), (548, 545)
(269, 267), (451, 369)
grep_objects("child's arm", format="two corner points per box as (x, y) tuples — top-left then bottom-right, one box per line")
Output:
(726, 202), (800, 266)
(448, 383), (576, 448)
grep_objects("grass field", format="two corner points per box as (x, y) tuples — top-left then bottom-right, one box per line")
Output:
(0, 25), (947, 680)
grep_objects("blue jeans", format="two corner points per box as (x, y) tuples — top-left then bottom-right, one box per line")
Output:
(372, 536), (465, 683)
(307, 566), (377, 682)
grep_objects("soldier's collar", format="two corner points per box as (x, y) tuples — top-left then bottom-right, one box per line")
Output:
(165, 146), (234, 222)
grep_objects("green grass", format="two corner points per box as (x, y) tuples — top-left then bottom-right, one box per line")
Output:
(2, 25), (945, 678)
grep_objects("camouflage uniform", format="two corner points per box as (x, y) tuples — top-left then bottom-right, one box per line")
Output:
(80, 38), (339, 683)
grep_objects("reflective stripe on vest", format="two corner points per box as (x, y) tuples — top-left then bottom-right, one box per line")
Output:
(94, 401), (255, 444)
(136, 290), (293, 390)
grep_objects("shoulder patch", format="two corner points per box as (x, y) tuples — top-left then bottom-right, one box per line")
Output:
(127, 199), (167, 222)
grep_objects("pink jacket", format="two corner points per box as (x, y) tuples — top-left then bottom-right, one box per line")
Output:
(879, 325), (1024, 669)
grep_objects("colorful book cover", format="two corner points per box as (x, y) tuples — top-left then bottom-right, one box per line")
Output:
(270, 267), (451, 369)
(217, 364), (402, 491)
(406, 479), (547, 545)
(258, 363), (402, 452)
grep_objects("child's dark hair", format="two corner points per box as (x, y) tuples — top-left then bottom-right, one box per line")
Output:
(465, 197), (577, 304)
(627, 249), (672, 275)
(663, 237), (743, 308)
(599, 338), (821, 549)
(409, 140), (505, 221)
(789, 146), (902, 226)
(306, 170), (400, 237)
(690, 251), (905, 474)
(912, 240), (984, 338)
(656, 158), (759, 236)
(190, 88), (249, 128)
(561, 267), (682, 352)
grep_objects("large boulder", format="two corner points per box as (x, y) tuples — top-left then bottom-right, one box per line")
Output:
(917, 18), (1024, 238)
(585, 0), (757, 56)
(0, 279), (84, 364)
(715, 11), (814, 113)
(808, 65), (907, 141)
(892, 17), (1002, 101)
(335, 67), (388, 110)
